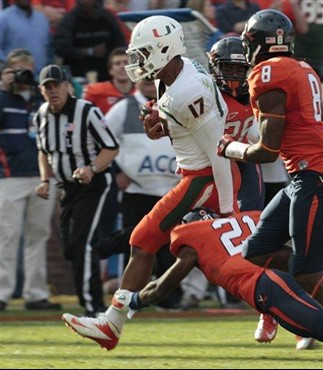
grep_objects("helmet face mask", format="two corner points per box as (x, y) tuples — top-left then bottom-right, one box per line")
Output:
(125, 15), (187, 82)
(218, 62), (249, 97)
(127, 48), (149, 66)
(241, 9), (295, 67)
(208, 37), (249, 98)
(126, 47), (155, 82)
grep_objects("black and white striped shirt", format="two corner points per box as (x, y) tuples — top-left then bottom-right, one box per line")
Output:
(35, 96), (119, 183)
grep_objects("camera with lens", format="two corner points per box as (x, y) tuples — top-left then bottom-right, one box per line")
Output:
(14, 69), (35, 85)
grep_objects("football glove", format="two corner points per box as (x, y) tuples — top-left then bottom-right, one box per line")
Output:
(139, 99), (156, 121)
(217, 135), (234, 158)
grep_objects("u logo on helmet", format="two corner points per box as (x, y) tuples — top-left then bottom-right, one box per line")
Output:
(153, 26), (171, 38)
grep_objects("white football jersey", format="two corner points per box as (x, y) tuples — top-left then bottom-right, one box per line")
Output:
(156, 58), (228, 170)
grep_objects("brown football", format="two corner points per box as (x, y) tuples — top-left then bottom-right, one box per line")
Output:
(145, 110), (163, 133)
(146, 108), (160, 127)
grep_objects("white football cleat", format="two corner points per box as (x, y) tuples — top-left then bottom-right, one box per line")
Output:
(296, 337), (315, 350)
(62, 313), (120, 351)
(255, 314), (278, 343)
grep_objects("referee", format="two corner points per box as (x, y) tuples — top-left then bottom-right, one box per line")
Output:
(35, 65), (119, 316)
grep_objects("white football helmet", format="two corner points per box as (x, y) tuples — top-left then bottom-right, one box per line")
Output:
(125, 15), (187, 82)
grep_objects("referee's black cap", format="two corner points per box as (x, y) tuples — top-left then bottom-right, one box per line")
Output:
(39, 65), (67, 86)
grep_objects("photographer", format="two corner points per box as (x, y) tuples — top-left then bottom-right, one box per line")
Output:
(0, 49), (60, 311)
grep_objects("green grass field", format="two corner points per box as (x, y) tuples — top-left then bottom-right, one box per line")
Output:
(1, 299), (322, 369)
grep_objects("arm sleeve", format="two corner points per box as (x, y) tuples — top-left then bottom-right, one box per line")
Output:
(248, 61), (290, 100)
(192, 117), (234, 214)
(170, 223), (208, 257)
(88, 107), (119, 149)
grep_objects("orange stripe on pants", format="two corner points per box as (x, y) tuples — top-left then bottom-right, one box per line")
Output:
(265, 270), (318, 310)
(269, 306), (311, 332)
(305, 195), (318, 256)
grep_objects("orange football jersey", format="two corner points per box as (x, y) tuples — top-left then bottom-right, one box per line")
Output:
(170, 211), (264, 309)
(248, 57), (323, 173)
(83, 81), (135, 114)
(223, 92), (254, 143)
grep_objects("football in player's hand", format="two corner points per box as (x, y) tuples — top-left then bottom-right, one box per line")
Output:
(143, 108), (164, 138)
(145, 108), (160, 128)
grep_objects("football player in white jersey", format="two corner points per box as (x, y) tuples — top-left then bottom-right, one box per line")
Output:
(62, 15), (241, 351)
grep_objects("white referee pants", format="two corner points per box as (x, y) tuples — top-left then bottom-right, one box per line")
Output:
(0, 177), (55, 303)
(181, 267), (209, 301)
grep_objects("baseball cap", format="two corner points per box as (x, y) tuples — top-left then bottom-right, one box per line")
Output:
(39, 64), (67, 85)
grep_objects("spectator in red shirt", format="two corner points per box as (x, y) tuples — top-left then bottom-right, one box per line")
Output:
(82, 47), (134, 114)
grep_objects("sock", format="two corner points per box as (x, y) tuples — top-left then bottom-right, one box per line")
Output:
(129, 292), (148, 310)
(105, 305), (128, 332)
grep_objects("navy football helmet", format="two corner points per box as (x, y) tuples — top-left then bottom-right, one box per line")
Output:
(181, 207), (219, 224)
(208, 37), (249, 98)
(241, 9), (294, 66)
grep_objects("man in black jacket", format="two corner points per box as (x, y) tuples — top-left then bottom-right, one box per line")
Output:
(54, 0), (126, 82)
